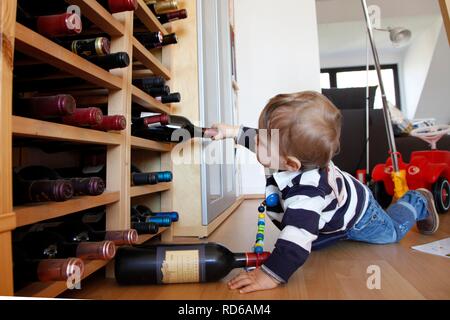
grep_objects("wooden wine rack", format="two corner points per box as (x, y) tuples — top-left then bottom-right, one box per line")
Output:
(0, 0), (177, 297)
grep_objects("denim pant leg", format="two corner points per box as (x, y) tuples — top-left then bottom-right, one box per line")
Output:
(348, 190), (429, 244)
(347, 192), (398, 244)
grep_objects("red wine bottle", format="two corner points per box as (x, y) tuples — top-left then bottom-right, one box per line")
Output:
(131, 221), (159, 235)
(91, 115), (127, 131)
(62, 107), (104, 127)
(143, 85), (170, 98)
(62, 37), (111, 57)
(134, 31), (163, 49)
(15, 95), (76, 119)
(134, 204), (178, 221)
(20, 231), (116, 260)
(85, 52), (130, 70)
(13, 245), (84, 290)
(131, 165), (173, 186)
(17, 4), (82, 38)
(97, 0), (138, 13)
(13, 169), (74, 204)
(17, 165), (105, 197)
(157, 9), (187, 24)
(115, 243), (271, 284)
(156, 92), (181, 104)
(146, 0), (178, 15)
(136, 32), (178, 49)
(31, 220), (138, 246)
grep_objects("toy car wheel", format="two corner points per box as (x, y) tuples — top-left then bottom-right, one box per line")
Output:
(432, 177), (449, 214)
(371, 181), (392, 209)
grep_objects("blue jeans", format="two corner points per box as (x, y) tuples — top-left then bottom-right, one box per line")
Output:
(347, 189), (430, 244)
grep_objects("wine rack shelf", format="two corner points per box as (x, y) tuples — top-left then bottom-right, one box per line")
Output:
(131, 136), (173, 152)
(0, 0), (176, 297)
(12, 116), (123, 145)
(132, 37), (171, 79)
(15, 191), (120, 228)
(130, 182), (172, 198)
(132, 85), (171, 113)
(135, 0), (169, 35)
(15, 259), (109, 298)
(136, 227), (169, 245)
(14, 23), (123, 90)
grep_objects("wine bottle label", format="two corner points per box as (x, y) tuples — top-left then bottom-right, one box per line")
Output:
(156, 246), (205, 284)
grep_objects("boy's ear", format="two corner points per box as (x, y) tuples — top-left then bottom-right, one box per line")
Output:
(284, 156), (302, 171)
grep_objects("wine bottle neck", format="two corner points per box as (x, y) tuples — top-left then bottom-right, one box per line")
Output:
(232, 253), (248, 268)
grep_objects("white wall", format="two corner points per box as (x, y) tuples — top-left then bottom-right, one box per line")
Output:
(414, 24), (450, 124)
(234, 0), (321, 194)
(402, 18), (443, 119)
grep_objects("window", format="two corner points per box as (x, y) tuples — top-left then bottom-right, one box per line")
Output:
(320, 65), (401, 109)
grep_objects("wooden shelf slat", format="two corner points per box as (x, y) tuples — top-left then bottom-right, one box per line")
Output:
(132, 37), (171, 80)
(65, 0), (125, 36)
(135, 0), (169, 35)
(130, 182), (171, 198)
(136, 227), (169, 245)
(12, 116), (123, 145)
(132, 85), (171, 114)
(131, 136), (172, 152)
(15, 192), (120, 228)
(15, 260), (109, 298)
(14, 23), (123, 90)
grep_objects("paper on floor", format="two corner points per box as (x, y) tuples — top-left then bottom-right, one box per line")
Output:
(411, 237), (450, 258)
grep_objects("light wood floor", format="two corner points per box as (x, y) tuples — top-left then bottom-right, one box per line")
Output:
(62, 200), (450, 300)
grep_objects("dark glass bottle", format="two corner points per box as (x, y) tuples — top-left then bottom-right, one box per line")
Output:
(16, 4), (82, 38)
(91, 115), (127, 131)
(134, 204), (178, 222)
(115, 243), (271, 285)
(156, 92), (181, 104)
(131, 222), (159, 235)
(131, 165), (173, 186)
(62, 107), (104, 127)
(133, 76), (166, 89)
(30, 220), (138, 246)
(15, 95), (76, 119)
(62, 37), (111, 57)
(20, 231), (116, 261)
(135, 32), (178, 49)
(146, 0), (178, 15)
(134, 31), (163, 49)
(157, 9), (187, 24)
(13, 245), (85, 290)
(85, 52), (130, 70)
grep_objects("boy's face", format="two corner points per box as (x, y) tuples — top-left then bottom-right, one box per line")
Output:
(256, 130), (285, 170)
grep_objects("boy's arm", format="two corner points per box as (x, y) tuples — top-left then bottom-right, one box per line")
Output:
(262, 196), (322, 283)
(210, 124), (258, 153)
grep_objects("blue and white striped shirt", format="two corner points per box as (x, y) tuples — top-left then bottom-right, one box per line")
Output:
(237, 127), (369, 283)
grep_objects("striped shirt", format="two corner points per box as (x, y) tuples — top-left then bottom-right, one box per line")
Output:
(237, 127), (370, 283)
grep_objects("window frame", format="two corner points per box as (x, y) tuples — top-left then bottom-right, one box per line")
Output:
(321, 64), (401, 110)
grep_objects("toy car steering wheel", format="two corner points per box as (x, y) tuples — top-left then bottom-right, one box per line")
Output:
(410, 124), (450, 149)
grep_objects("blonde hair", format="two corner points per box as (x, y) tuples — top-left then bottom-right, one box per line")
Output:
(258, 91), (342, 169)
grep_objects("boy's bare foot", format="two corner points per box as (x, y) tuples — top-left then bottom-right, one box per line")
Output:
(416, 188), (439, 235)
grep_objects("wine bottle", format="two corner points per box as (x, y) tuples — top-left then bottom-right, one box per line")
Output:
(85, 52), (130, 70)
(146, 0), (178, 15)
(15, 95), (76, 119)
(156, 92), (181, 104)
(17, 165), (105, 197)
(17, 4), (82, 38)
(115, 243), (271, 285)
(13, 175), (74, 204)
(133, 76), (166, 89)
(131, 222), (159, 235)
(13, 245), (84, 290)
(134, 31), (163, 49)
(97, 0), (138, 13)
(62, 37), (111, 57)
(91, 115), (127, 131)
(143, 85), (170, 98)
(131, 165), (173, 186)
(134, 204), (178, 222)
(130, 205), (167, 230)
(20, 231), (116, 260)
(31, 220), (138, 246)
(135, 32), (178, 49)
(62, 107), (104, 127)
(157, 9), (187, 24)
(144, 216), (172, 227)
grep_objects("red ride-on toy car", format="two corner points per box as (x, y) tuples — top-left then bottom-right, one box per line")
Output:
(371, 125), (450, 213)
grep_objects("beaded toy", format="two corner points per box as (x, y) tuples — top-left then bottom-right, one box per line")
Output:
(253, 193), (280, 253)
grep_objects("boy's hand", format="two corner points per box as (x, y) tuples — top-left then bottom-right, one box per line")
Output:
(228, 268), (280, 294)
(207, 123), (240, 141)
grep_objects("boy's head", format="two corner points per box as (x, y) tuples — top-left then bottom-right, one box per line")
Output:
(256, 91), (342, 171)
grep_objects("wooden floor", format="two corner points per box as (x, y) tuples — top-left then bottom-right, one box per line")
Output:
(61, 200), (450, 300)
